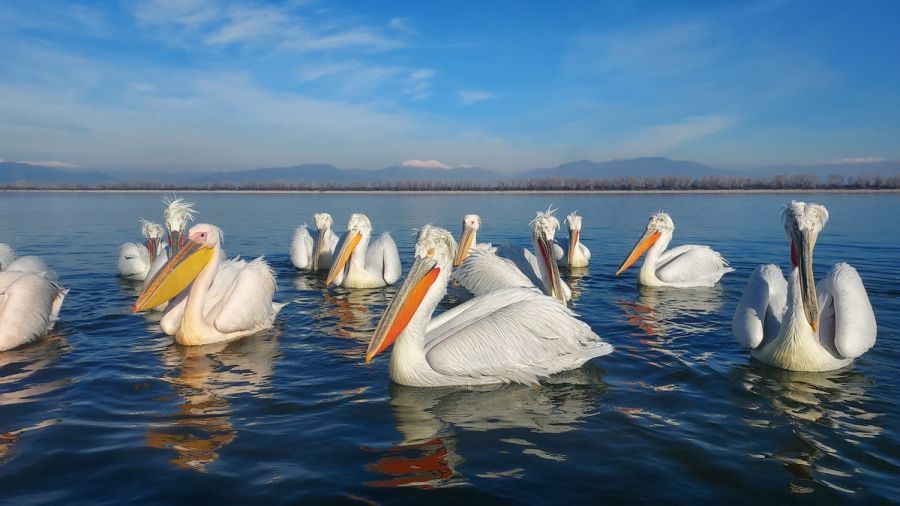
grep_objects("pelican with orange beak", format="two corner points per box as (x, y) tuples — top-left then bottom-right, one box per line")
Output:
(615, 212), (732, 288)
(558, 211), (590, 269)
(325, 213), (401, 288)
(290, 213), (340, 272)
(451, 209), (571, 304)
(133, 224), (285, 346)
(366, 225), (613, 387)
(733, 201), (876, 371)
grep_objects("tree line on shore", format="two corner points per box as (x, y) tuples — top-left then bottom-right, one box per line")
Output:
(2, 173), (899, 191)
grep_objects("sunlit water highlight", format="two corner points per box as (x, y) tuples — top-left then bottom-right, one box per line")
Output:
(0, 192), (898, 504)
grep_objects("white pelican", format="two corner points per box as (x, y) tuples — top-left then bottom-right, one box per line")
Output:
(290, 212), (340, 272)
(615, 212), (733, 287)
(733, 201), (876, 371)
(0, 244), (58, 281)
(325, 213), (401, 288)
(117, 220), (164, 281)
(143, 197), (197, 287)
(451, 209), (570, 304)
(0, 245), (67, 352)
(451, 214), (486, 267)
(133, 224), (286, 346)
(365, 225), (613, 387)
(558, 211), (590, 269)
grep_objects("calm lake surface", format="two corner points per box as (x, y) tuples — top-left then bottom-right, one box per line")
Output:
(0, 192), (898, 504)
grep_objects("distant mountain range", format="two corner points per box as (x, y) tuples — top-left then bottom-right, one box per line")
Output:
(2, 157), (899, 186)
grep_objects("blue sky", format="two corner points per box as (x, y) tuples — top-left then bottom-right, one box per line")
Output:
(0, 0), (898, 172)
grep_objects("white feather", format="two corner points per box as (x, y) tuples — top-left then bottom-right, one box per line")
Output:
(0, 270), (67, 351)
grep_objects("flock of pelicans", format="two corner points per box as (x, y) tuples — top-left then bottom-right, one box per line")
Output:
(0, 197), (878, 388)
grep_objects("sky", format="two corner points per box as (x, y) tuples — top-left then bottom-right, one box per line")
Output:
(0, 0), (898, 172)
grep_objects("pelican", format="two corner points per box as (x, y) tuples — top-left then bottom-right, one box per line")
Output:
(0, 245), (67, 352)
(365, 225), (613, 387)
(451, 214), (487, 267)
(615, 212), (733, 287)
(325, 213), (401, 288)
(733, 201), (876, 371)
(290, 213), (340, 272)
(143, 197), (197, 287)
(0, 244), (58, 280)
(558, 211), (590, 268)
(451, 209), (570, 304)
(133, 224), (286, 346)
(117, 220), (164, 281)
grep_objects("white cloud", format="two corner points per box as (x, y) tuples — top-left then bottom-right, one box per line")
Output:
(613, 115), (736, 156)
(21, 160), (81, 168)
(828, 157), (886, 164)
(401, 159), (451, 169)
(403, 69), (435, 100)
(459, 89), (495, 105)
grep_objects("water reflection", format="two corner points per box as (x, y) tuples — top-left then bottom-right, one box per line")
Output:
(563, 267), (589, 303)
(737, 362), (882, 494)
(617, 285), (724, 367)
(145, 333), (279, 472)
(366, 366), (607, 488)
(0, 335), (69, 464)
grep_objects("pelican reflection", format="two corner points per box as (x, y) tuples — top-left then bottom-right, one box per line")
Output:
(366, 366), (607, 488)
(145, 332), (279, 472)
(0, 335), (69, 464)
(617, 285), (724, 367)
(736, 362), (882, 494)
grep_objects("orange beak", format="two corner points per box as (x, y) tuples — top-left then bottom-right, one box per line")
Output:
(326, 230), (362, 286)
(366, 256), (441, 363)
(616, 229), (661, 276)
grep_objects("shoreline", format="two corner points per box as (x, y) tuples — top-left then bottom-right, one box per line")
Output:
(1, 188), (899, 195)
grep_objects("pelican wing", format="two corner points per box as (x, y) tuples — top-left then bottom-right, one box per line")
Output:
(732, 264), (787, 350)
(289, 225), (314, 269)
(0, 243), (16, 270)
(7, 255), (58, 281)
(117, 242), (151, 280)
(655, 245), (733, 286)
(144, 244), (169, 287)
(209, 258), (281, 334)
(366, 232), (402, 285)
(423, 288), (613, 384)
(450, 244), (535, 297)
(0, 272), (67, 351)
(817, 263), (876, 359)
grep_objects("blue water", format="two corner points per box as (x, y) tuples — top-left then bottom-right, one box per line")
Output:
(0, 192), (898, 504)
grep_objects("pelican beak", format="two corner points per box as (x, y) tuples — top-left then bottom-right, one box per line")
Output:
(168, 230), (185, 254)
(147, 237), (161, 263)
(325, 230), (361, 286)
(453, 225), (476, 267)
(616, 228), (661, 276)
(133, 240), (214, 312)
(367, 255), (441, 363)
(794, 230), (820, 332)
(537, 234), (565, 303)
(312, 226), (328, 272)
(567, 229), (580, 266)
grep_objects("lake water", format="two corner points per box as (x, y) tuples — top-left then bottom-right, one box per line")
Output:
(0, 192), (898, 504)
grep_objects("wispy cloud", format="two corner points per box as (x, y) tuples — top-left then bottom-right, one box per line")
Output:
(614, 115), (736, 156)
(459, 89), (495, 105)
(133, 0), (407, 54)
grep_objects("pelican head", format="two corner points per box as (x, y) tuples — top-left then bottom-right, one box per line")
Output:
(311, 212), (334, 271)
(0, 243), (14, 271)
(141, 219), (165, 262)
(453, 213), (481, 267)
(326, 213), (373, 286)
(564, 211), (583, 266)
(163, 196), (197, 254)
(367, 225), (456, 363)
(133, 223), (221, 312)
(530, 209), (565, 303)
(782, 201), (829, 331)
(616, 212), (674, 276)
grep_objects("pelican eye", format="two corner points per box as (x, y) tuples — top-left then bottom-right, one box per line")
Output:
(427, 248), (435, 257)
